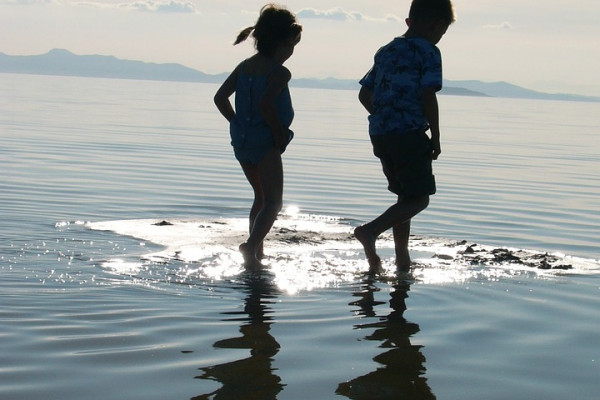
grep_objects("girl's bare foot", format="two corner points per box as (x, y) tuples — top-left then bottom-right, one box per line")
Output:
(354, 226), (382, 273)
(395, 248), (412, 272)
(239, 242), (263, 270)
(256, 242), (265, 260)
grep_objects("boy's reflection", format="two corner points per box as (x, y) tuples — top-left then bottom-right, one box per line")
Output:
(194, 272), (283, 400)
(337, 278), (436, 400)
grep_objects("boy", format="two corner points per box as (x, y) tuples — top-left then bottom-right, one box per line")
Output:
(355, 0), (455, 273)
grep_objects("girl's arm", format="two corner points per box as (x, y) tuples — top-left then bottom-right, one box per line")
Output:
(214, 66), (239, 122)
(259, 65), (292, 149)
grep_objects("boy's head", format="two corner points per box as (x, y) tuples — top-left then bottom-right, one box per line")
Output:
(407, 0), (455, 44)
(409, 0), (455, 26)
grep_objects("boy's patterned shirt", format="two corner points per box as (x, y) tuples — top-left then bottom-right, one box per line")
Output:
(360, 36), (442, 136)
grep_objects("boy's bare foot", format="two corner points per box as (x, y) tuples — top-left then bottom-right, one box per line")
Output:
(239, 242), (263, 270)
(354, 225), (382, 273)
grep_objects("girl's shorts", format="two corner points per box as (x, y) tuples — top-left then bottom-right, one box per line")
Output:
(230, 118), (293, 165)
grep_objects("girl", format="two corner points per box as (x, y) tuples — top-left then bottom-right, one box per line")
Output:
(214, 4), (302, 269)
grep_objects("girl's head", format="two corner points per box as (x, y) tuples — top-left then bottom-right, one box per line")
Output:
(234, 4), (302, 57)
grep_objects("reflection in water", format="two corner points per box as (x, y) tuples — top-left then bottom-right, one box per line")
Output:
(193, 272), (283, 400)
(337, 278), (436, 400)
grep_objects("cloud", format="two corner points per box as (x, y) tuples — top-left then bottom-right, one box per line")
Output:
(67, 0), (196, 13)
(482, 21), (514, 29)
(297, 7), (361, 21)
(4, 0), (195, 11)
(383, 14), (403, 23)
(3, 0), (56, 4)
(296, 7), (402, 23)
(121, 1), (196, 13)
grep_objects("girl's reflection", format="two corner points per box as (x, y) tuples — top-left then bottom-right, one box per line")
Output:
(337, 278), (436, 399)
(194, 272), (283, 400)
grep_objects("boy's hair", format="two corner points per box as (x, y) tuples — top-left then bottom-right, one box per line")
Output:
(409, 0), (455, 26)
(234, 3), (302, 57)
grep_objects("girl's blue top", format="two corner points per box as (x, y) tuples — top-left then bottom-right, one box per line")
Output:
(230, 63), (294, 156)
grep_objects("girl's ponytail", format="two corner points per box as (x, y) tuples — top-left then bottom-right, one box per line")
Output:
(234, 26), (254, 45)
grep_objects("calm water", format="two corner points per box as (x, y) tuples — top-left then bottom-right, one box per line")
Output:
(1, 73), (599, 399)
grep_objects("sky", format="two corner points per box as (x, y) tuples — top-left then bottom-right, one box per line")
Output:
(2, 0), (599, 96)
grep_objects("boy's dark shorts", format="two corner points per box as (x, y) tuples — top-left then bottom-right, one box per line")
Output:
(370, 130), (436, 197)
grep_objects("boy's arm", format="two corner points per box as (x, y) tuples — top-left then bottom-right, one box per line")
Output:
(422, 87), (441, 160)
(359, 85), (375, 114)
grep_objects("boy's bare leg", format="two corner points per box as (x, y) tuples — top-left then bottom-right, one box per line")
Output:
(393, 220), (411, 271)
(355, 195), (429, 273)
(354, 225), (382, 273)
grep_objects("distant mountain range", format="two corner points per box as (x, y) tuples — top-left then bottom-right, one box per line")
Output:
(1, 49), (598, 102)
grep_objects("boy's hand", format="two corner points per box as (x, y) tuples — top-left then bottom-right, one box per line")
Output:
(273, 134), (284, 149)
(359, 86), (375, 114)
(431, 137), (441, 160)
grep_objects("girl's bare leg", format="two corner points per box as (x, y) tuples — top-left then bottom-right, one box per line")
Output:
(239, 147), (283, 267)
(240, 163), (264, 265)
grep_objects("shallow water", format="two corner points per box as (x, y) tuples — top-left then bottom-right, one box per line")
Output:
(1, 73), (599, 399)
